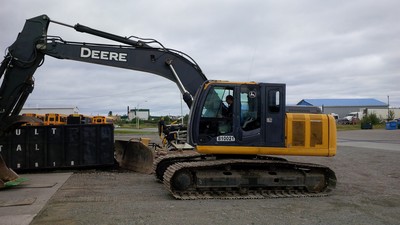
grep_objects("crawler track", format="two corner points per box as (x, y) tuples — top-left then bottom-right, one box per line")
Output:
(153, 151), (202, 181)
(162, 158), (336, 200)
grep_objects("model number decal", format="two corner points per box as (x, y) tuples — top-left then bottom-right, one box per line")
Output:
(217, 135), (235, 142)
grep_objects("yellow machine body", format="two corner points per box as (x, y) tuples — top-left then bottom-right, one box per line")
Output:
(196, 113), (336, 157)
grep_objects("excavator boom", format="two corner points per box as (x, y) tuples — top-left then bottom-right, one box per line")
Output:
(0, 15), (207, 183)
(1, 15), (207, 134)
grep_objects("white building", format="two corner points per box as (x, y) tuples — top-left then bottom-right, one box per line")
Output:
(128, 109), (150, 121)
(20, 106), (79, 115)
(296, 98), (399, 120)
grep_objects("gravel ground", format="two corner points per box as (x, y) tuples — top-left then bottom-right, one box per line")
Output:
(30, 130), (400, 225)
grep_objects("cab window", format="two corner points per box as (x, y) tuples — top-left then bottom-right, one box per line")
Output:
(201, 87), (233, 118)
(198, 86), (234, 143)
(240, 85), (261, 131)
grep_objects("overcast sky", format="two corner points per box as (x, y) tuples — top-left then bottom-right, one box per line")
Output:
(1, 0), (399, 116)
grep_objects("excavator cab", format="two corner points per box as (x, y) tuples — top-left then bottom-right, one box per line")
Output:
(189, 81), (286, 151)
(189, 80), (336, 157)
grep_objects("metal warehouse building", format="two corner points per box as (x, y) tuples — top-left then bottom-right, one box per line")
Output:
(297, 98), (388, 118)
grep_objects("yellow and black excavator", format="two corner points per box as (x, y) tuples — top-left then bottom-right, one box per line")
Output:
(0, 15), (336, 198)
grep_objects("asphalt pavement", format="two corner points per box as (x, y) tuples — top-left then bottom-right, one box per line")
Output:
(337, 129), (400, 151)
(0, 130), (400, 225)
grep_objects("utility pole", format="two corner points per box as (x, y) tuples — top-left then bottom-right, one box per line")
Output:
(136, 107), (140, 129)
(387, 95), (390, 121)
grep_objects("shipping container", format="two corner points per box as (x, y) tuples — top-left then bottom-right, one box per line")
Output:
(0, 124), (114, 170)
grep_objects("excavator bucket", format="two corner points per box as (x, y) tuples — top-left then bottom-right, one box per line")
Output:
(114, 139), (154, 174)
(0, 155), (27, 189)
(0, 116), (35, 189)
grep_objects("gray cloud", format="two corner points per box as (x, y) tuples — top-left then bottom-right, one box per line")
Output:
(1, 0), (399, 116)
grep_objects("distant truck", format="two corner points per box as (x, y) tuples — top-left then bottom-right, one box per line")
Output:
(339, 108), (400, 124)
(339, 112), (362, 124)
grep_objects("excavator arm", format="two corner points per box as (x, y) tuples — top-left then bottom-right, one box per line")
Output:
(0, 14), (207, 134)
(0, 16), (48, 134)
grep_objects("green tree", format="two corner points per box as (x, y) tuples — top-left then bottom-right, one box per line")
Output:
(361, 113), (380, 125)
(388, 110), (395, 121)
(164, 116), (171, 124)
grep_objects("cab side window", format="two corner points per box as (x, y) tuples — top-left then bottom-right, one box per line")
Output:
(268, 89), (281, 113)
(240, 85), (261, 131)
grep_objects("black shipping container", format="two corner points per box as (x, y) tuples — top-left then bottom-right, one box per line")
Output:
(47, 126), (64, 167)
(0, 124), (114, 170)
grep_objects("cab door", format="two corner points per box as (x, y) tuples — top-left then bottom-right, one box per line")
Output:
(261, 83), (286, 147)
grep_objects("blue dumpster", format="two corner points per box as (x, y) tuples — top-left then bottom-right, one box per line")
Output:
(386, 121), (397, 130)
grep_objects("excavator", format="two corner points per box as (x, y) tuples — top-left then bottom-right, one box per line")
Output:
(0, 15), (336, 199)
